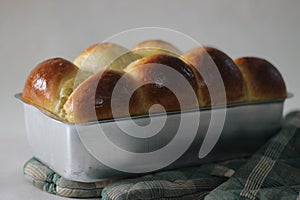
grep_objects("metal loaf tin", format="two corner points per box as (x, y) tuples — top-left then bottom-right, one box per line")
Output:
(16, 93), (287, 182)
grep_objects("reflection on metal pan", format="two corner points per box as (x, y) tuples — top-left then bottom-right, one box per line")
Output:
(15, 93), (290, 182)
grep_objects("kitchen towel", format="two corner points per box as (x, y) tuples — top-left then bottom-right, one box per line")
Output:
(24, 157), (246, 199)
(205, 111), (300, 200)
(23, 157), (119, 198)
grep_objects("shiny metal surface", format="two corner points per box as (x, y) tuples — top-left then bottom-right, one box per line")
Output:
(16, 93), (285, 182)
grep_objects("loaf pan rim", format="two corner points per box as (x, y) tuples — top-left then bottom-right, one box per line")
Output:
(15, 92), (292, 126)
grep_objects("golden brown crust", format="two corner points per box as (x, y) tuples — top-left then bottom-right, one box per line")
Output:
(23, 43), (288, 123)
(234, 57), (287, 101)
(132, 39), (182, 57)
(125, 54), (200, 113)
(183, 47), (247, 105)
(74, 42), (138, 73)
(64, 69), (144, 123)
(22, 58), (78, 115)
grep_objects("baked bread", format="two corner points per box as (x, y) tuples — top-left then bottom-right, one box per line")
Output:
(63, 69), (144, 123)
(182, 47), (247, 106)
(132, 39), (182, 57)
(22, 41), (287, 123)
(22, 58), (80, 117)
(234, 57), (287, 101)
(74, 42), (140, 73)
(125, 54), (200, 113)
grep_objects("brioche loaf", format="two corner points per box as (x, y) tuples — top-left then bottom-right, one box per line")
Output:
(22, 40), (287, 123)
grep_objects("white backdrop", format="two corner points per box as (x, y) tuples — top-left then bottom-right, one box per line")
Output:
(0, 1), (299, 199)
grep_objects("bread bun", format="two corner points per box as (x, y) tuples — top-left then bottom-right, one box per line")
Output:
(63, 69), (144, 123)
(125, 54), (200, 113)
(234, 57), (287, 101)
(22, 58), (79, 117)
(132, 39), (182, 57)
(74, 42), (139, 73)
(22, 41), (287, 123)
(182, 47), (247, 105)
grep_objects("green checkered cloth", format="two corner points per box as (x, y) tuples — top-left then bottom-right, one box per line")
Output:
(205, 111), (300, 200)
(101, 159), (246, 200)
(23, 158), (119, 198)
(23, 111), (300, 199)
(24, 158), (246, 199)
